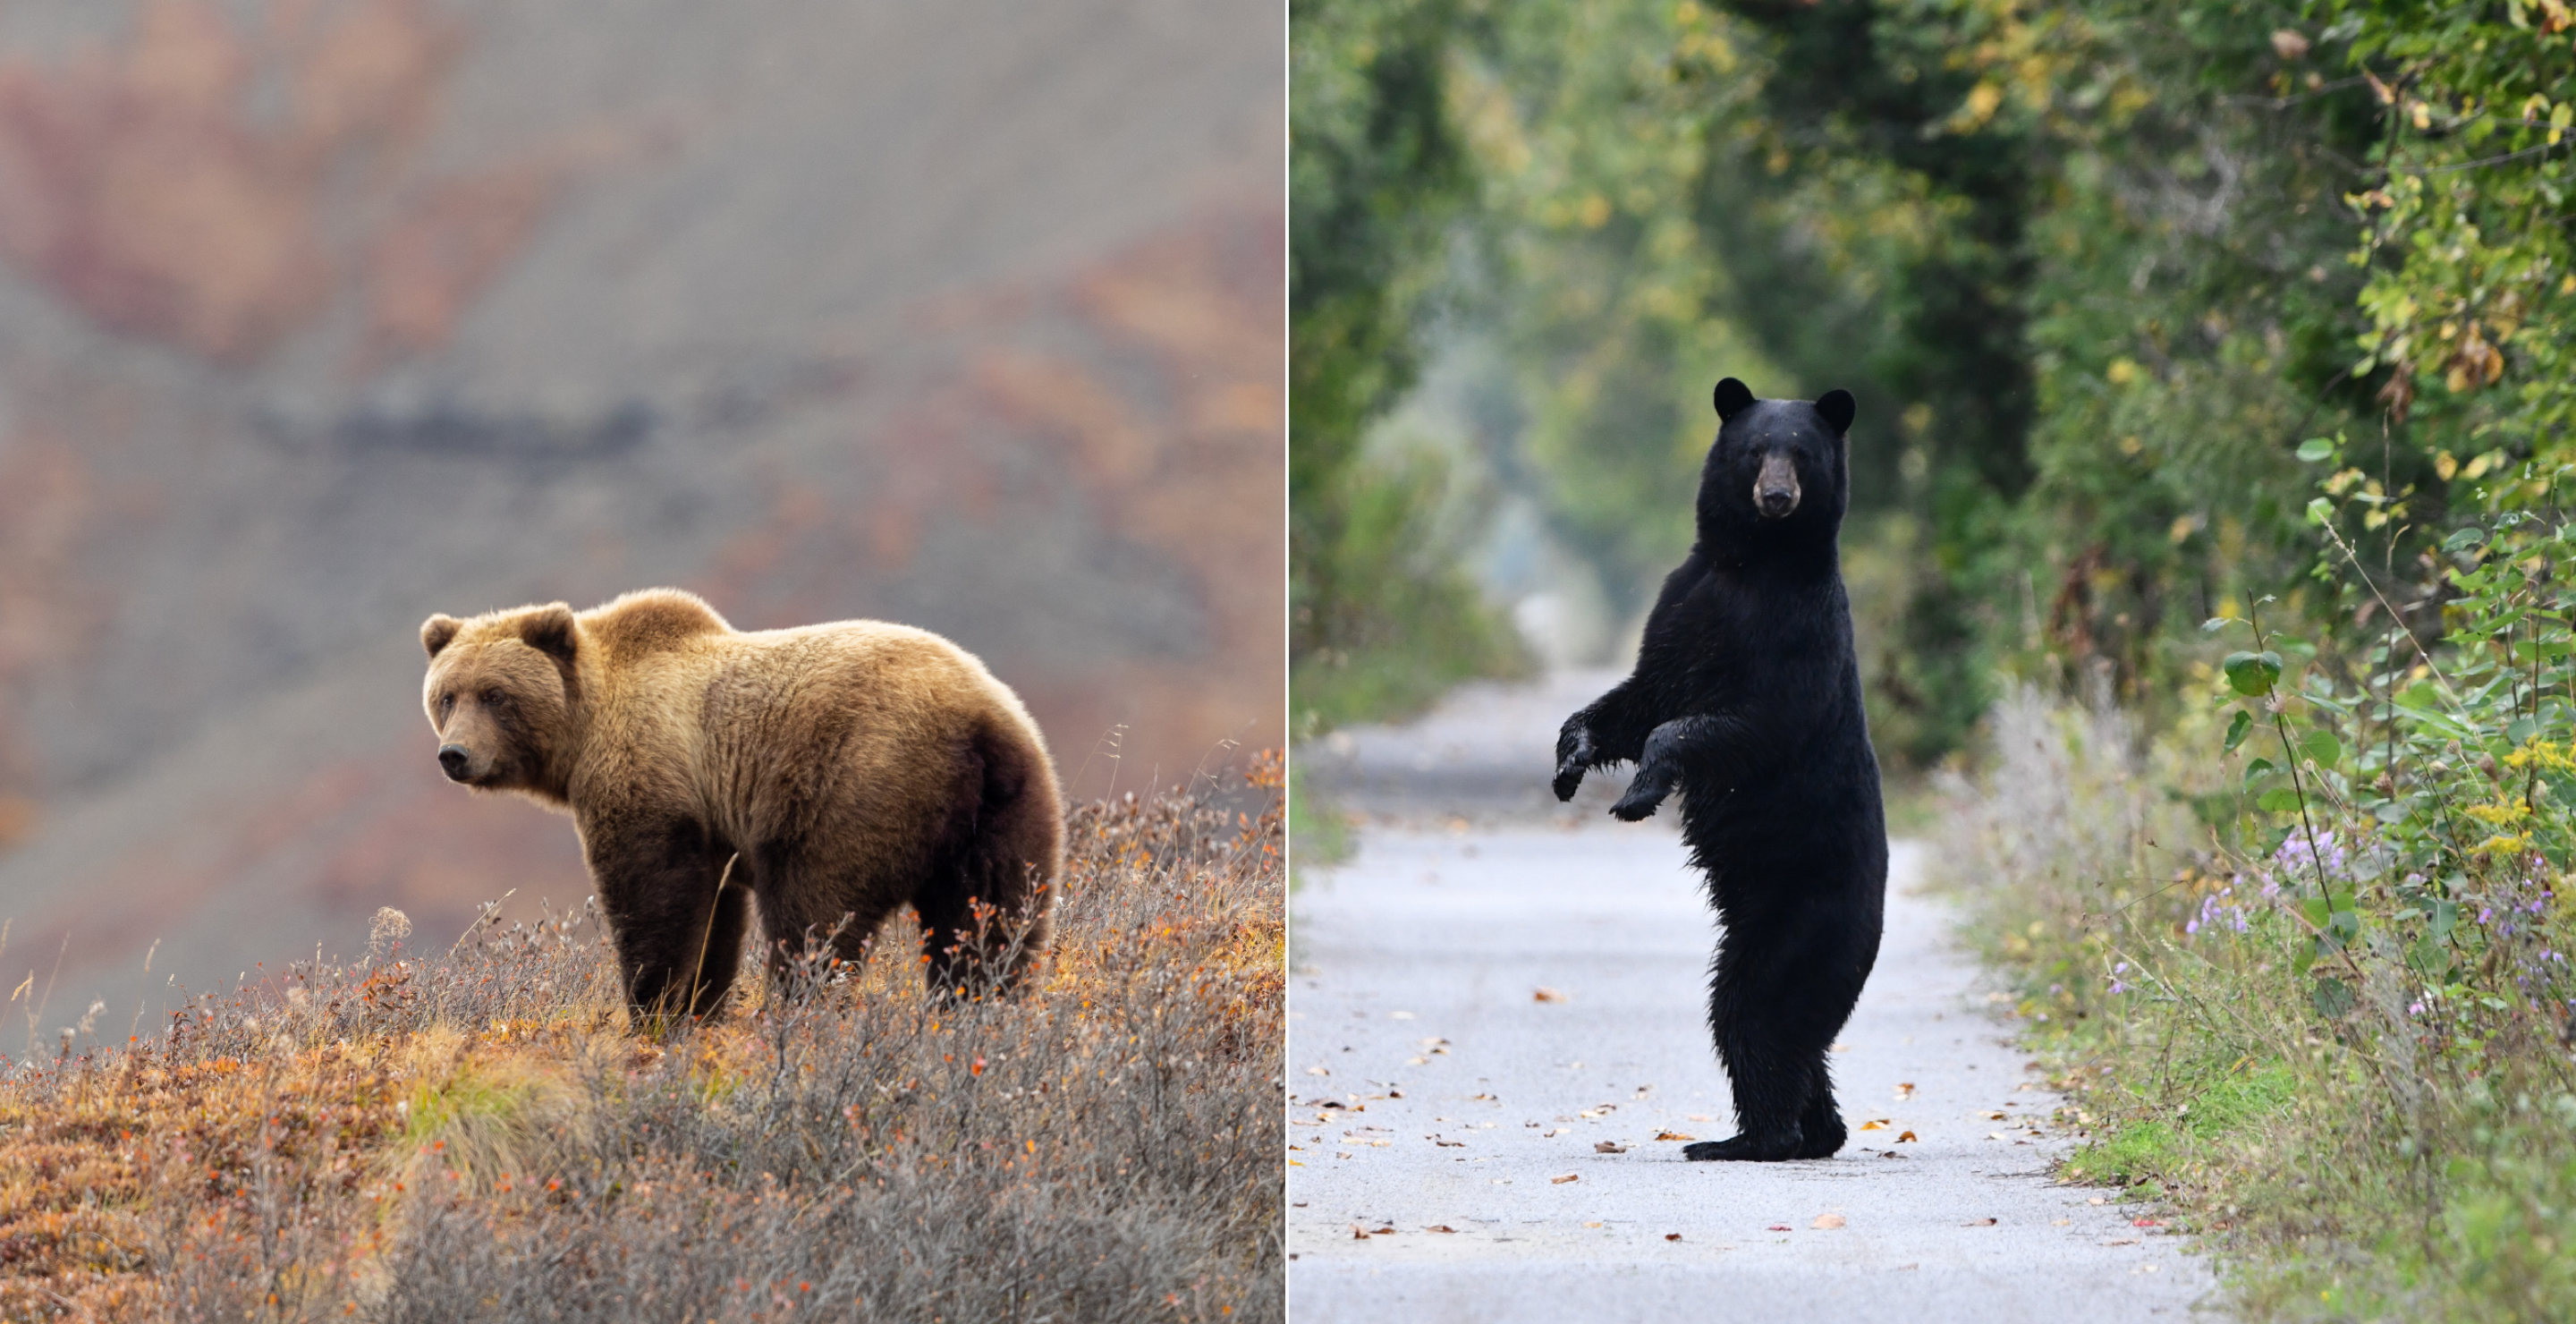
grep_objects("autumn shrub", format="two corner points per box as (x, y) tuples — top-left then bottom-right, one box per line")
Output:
(0, 758), (1284, 1323)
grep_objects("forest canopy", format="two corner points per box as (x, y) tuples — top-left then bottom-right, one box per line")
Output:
(1289, 0), (2572, 764)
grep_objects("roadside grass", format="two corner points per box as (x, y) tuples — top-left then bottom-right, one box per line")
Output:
(0, 757), (1284, 1323)
(1934, 691), (2576, 1321)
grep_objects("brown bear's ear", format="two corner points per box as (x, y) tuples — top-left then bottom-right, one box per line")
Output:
(1713, 378), (1756, 422)
(521, 603), (579, 663)
(421, 615), (463, 658)
(1815, 388), (1856, 434)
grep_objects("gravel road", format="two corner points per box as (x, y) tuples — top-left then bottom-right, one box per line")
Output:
(1287, 674), (2220, 1322)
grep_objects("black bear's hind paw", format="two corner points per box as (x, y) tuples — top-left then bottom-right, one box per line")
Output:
(1552, 763), (1586, 802)
(1682, 1130), (1804, 1162)
(1793, 1125), (1846, 1159)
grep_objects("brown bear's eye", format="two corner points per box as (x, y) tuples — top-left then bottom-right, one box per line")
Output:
(483, 690), (507, 709)
(437, 692), (456, 719)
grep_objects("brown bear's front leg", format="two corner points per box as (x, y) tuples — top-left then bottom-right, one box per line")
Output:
(582, 819), (741, 1025)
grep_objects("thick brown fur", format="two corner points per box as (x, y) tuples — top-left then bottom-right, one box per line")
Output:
(419, 589), (1062, 1022)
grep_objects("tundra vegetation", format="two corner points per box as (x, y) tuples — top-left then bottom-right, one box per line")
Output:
(1301, 0), (2572, 1313)
(0, 759), (1283, 1322)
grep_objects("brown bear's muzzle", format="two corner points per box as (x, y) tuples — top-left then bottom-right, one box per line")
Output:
(438, 743), (475, 782)
(1754, 452), (1801, 520)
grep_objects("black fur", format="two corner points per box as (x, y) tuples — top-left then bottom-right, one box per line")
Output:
(1554, 378), (1888, 1162)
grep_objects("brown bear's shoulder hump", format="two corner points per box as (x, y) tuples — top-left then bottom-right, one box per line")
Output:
(582, 589), (732, 659)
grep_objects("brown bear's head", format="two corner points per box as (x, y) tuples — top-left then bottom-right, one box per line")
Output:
(420, 602), (581, 802)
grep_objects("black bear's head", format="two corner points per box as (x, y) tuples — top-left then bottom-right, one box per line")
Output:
(1695, 378), (1855, 556)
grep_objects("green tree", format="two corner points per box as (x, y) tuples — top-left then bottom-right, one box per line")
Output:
(1291, 0), (1522, 732)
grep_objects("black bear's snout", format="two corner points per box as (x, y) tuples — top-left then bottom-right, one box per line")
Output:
(437, 744), (472, 780)
(1754, 453), (1801, 519)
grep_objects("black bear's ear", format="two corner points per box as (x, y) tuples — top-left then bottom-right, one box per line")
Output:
(421, 615), (462, 659)
(1713, 378), (1756, 422)
(521, 603), (579, 663)
(1815, 388), (1856, 434)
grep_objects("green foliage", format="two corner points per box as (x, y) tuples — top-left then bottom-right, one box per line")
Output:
(1447, 0), (1787, 610)
(1291, 0), (1524, 734)
(2325, 0), (2576, 465)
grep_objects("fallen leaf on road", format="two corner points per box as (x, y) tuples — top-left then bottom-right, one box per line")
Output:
(1550, 1174), (1580, 1184)
(1964, 1218), (1997, 1226)
(1687, 1114), (1714, 1122)
(1987, 1132), (2009, 1141)
(1406, 1057), (1428, 1065)
(2102, 1237), (2139, 1246)
(1895, 1082), (1917, 1099)
(1665, 1234), (1682, 1242)
(1859, 1119), (1891, 1131)
(1305, 1066), (1329, 1076)
(2131, 1218), (2166, 1227)
(1767, 1225), (1792, 1232)
(1982, 1110), (2008, 1120)
(2052, 1218), (2071, 1226)
(1534, 988), (1568, 1003)
(1654, 1131), (1696, 1142)
(1897, 1131), (1918, 1142)
(1594, 1142), (1629, 1153)
(1812, 1214), (1846, 1229)
(2088, 1197), (2106, 1205)
(1428, 1225), (1457, 1234)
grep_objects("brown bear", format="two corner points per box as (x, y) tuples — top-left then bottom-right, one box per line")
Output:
(419, 588), (1061, 1021)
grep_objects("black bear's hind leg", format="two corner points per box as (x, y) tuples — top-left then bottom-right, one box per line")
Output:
(1687, 1006), (1808, 1162)
(1793, 1068), (1847, 1158)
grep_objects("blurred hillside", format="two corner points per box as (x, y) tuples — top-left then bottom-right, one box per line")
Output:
(0, 0), (1282, 1040)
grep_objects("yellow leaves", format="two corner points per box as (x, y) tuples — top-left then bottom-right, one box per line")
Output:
(2445, 322), (2506, 393)
(2436, 450), (2460, 481)
(1954, 81), (2006, 132)
(1577, 194), (1612, 229)
(2106, 358), (2139, 386)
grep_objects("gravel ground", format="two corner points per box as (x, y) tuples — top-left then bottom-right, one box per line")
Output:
(1287, 675), (2223, 1322)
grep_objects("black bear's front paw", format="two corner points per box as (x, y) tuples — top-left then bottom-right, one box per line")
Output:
(1608, 767), (1674, 820)
(1552, 721), (1596, 802)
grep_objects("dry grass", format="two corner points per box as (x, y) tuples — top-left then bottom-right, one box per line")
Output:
(0, 754), (1284, 1323)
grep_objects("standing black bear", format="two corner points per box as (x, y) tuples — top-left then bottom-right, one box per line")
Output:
(1553, 377), (1888, 1162)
